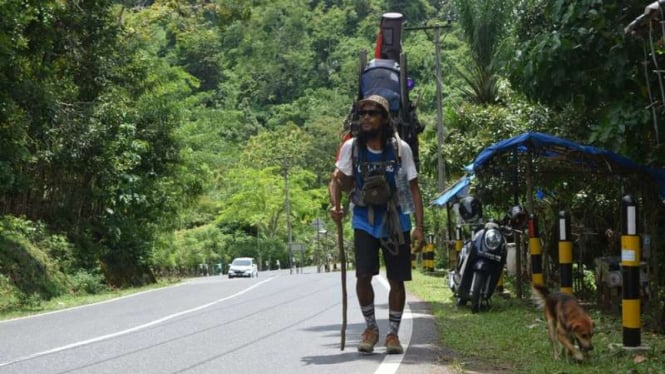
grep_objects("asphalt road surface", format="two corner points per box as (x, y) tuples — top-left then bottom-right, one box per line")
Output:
(0, 267), (449, 374)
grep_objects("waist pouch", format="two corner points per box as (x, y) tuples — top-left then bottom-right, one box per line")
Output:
(358, 174), (392, 206)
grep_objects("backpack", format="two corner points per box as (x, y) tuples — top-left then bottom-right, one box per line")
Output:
(338, 12), (423, 170)
(340, 55), (423, 172)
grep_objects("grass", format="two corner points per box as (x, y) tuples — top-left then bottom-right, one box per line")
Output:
(0, 280), (175, 321)
(406, 270), (665, 374)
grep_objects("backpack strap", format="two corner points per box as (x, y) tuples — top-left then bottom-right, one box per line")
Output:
(351, 136), (401, 227)
(378, 199), (405, 255)
(392, 131), (402, 166)
(352, 135), (401, 177)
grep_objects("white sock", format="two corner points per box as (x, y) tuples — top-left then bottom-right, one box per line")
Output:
(388, 310), (402, 336)
(361, 304), (377, 329)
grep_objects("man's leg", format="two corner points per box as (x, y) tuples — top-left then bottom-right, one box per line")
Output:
(355, 230), (380, 353)
(357, 274), (377, 329)
(383, 232), (411, 354)
(388, 279), (405, 333)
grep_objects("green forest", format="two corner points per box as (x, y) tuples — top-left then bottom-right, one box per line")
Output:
(1, 0), (664, 324)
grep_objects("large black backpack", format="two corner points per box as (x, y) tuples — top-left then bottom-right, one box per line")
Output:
(342, 12), (424, 171)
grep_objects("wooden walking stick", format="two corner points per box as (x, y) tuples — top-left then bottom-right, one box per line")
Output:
(336, 220), (347, 350)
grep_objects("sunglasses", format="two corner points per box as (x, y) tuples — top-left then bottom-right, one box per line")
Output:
(358, 109), (383, 117)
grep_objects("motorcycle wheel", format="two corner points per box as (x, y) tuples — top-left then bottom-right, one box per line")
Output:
(470, 271), (487, 313)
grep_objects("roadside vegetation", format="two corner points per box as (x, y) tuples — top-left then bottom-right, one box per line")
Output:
(407, 271), (665, 374)
(0, 281), (173, 322)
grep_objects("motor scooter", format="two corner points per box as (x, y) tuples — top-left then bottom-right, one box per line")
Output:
(448, 197), (526, 313)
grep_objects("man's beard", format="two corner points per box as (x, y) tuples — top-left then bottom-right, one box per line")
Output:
(357, 127), (381, 143)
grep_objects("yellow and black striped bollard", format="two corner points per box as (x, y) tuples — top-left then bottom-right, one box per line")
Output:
(421, 244), (428, 271)
(454, 225), (463, 269)
(621, 195), (641, 348)
(528, 214), (543, 286)
(558, 211), (573, 294)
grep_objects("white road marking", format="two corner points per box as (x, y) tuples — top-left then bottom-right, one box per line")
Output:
(0, 277), (275, 368)
(374, 275), (413, 374)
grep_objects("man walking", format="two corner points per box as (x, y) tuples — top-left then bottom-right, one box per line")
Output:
(329, 94), (424, 354)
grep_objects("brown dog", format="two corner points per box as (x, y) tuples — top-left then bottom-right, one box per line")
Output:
(531, 284), (594, 361)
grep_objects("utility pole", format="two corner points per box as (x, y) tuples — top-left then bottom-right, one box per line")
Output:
(405, 23), (451, 191)
(434, 25), (445, 191)
(284, 157), (293, 275)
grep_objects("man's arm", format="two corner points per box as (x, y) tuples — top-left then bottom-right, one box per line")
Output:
(329, 169), (353, 222)
(397, 138), (425, 247)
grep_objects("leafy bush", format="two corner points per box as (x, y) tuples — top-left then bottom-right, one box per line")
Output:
(0, 216), (70, 304)
(68, 270), (109, 295)
(574, 263), (597, 301)
(41, 234), (76, 273)
(0, 274), (21, 313)
(17, 292), (43, 311)
(0, 274), (43, 313)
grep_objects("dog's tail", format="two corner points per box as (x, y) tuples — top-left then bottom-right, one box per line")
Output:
(531, 284), (549, 309)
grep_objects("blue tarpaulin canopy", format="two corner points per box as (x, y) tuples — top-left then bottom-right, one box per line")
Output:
(431, 175), (472, 206)
(463, 132), (665, 199)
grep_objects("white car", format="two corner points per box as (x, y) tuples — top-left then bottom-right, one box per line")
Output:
(228, 257), (259, 278)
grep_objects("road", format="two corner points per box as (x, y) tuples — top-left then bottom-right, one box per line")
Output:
(0, 267), (448, 374)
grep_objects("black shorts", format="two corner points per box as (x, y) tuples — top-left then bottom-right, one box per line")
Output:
(354, 229), (412, 281)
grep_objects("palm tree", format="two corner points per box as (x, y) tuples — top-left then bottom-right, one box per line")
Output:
(453, 0), (514, 104)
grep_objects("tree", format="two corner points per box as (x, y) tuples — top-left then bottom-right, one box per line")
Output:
(506, 0), (650, 156)
(219, 1), (317, 110)
(452, 0), (514, 104)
